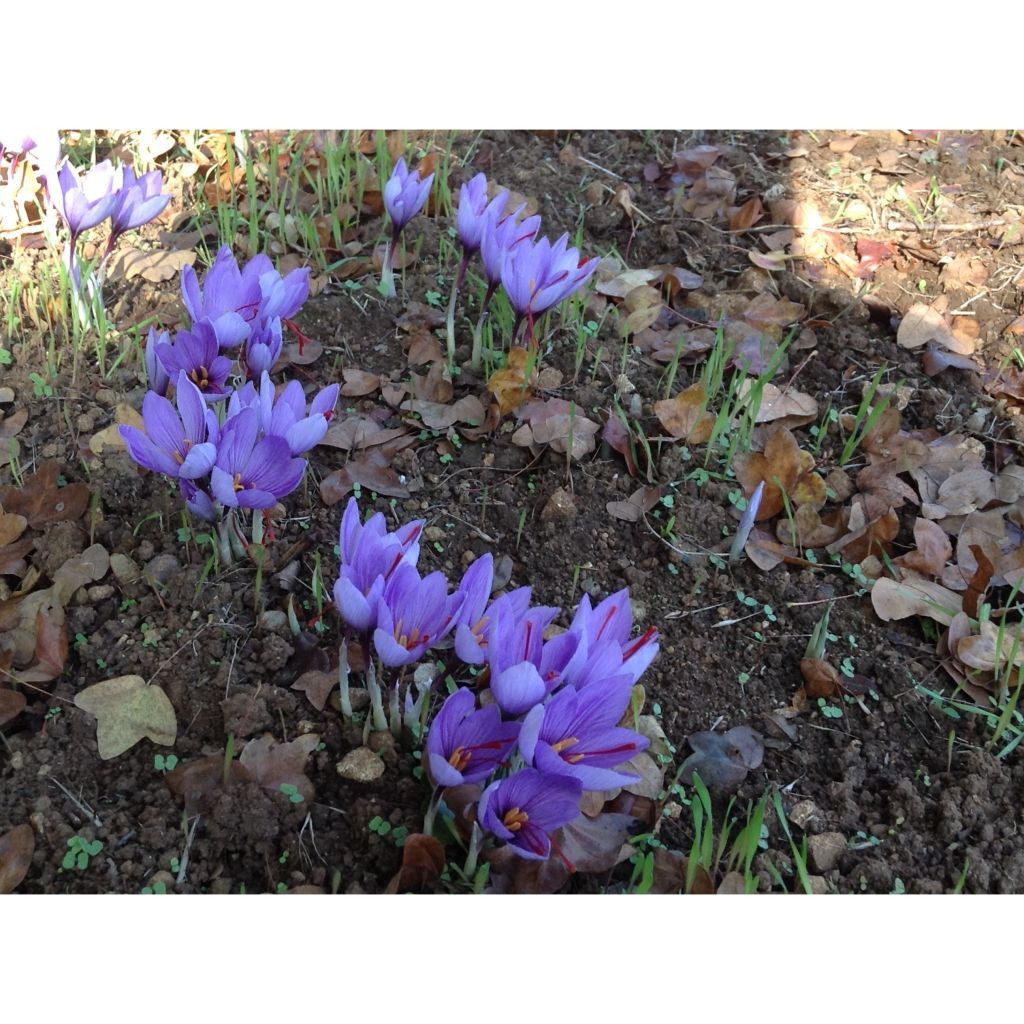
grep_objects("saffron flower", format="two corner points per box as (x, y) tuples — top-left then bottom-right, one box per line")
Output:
(478, 768), (582, 861)
(239, 321), (283, 380)
(180, 245), (262, 349)
(49, 159), (119, 240)
(119, 372), (217, 481)
(446, 172), (509, 361)
(500, 232), (599, 344)
(144, 326), (172, 397)
(209, 408), (307, 509)
(425, 688), (519, 787)
(229, 373), (338, 456)
(472, 203), (541, 367)
(380, 157), (434, 299)
(565, 588), (660, 688)
(519, 674), (649, 790)
(486, 601), (577, 716)
(179, 478), (216, 522)
(334, 498), (424, 632)
(156, 322), (233, 399)
(372, 563), (463, 668)
(109, 163), (171, 242)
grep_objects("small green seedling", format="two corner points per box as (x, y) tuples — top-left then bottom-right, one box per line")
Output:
(154, 753), (179, 774)
(63, 835), (103, 871)
(140, 880), (167, 895)
(278, 783), (304, 804)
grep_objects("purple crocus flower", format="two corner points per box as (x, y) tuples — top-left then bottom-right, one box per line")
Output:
(144, 326), (172, 397)
(230, 373), (338, 455)
(210, 408), (306, 509)
(239, 321), (283, 380)
(480, 203), (542, 292)
(333, 498), (424, 632)
(383, 157), (434, 236)
(110, 164), (171, 240)
(119, 372), (216, 481)
(179, 478), (217, 522)
(156, 322), (233, 399)
(457, 173), (508, 256)
(487, 601), (578, 716)
(565, 588), (660, 688)
(425, 688), (520, 787)
(48, 159), (119, 239)
(501, 232), (599, 344)
(258, 264), (310, 323)
(519, 674), (649, 791)
(180, 245), (261, 349)
(478, 768), (582, 861)
(372, 563), (463, 668)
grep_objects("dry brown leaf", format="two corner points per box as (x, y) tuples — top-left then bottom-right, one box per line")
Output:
(733, 425), (802, 520)
(800, 658), (840, 698)
(340, 369), (382, 397)
(292, 670), (337, 712)
(729, 196), (764, 232)
(654, 382), (715, 443)
(386, 834), (445, 893)
(0, 461), (91, 530)
(0, 824), (35, 894)
(0, 508), (28, 546)
(110, 248), (196, 283)
(74, 675), (177, 760)
(753, 384), (818, 424)
(895, 518), (952, 577)
(0, 689), (27, 727)
(89, 404), (145, 455)
(871, 576), (962, 625)
(487, 347), (535, 416)
(239, 733), (319, 804)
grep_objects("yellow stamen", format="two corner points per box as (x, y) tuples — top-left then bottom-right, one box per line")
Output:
(448, 747), (470, 772)
(502, 808), (529, 833)
(232, 472), (244, 492)
(550, 736), (579, 754)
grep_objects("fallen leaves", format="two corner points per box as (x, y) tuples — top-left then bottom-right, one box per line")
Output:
(0, 460), (91, 530)
(74, 675), (177, 760)
(654, 382), (715, 443)
(678, 726), (764, 793)
(0, 824), (35, 894)
(239, 733), (319, 804)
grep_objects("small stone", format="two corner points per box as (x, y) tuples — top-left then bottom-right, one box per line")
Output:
(110, 553), (141, 583)
(146, 870), (176, 892)
(76, 412), (97, 432)
(368, 731), (396, 756)
(541, 487), (576, 521)
(424, 526), (445, 543)
(966, 410), (988, 433)
(145, 553), (180, 585)
(330, 687), (370, 714)
(336, 746), (385, 782)
(0, 387), (14, 403)
(844, 199), (871, 222)
(788, 799), (820, 830)
(86, 584), (115, 601)
(135, 540), (155, 562)
(807, 832), (847, 873)
(805, 874), (830, 895)
(460, 550), (476, 569)
(258, 610), (289, 634)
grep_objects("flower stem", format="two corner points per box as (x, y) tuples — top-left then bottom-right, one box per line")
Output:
(365, 657), (388, 733)
(422, 786), (441, 838)
(380, 237), (397, 299)
(463, 821), (484, 880)
(338, 639), (353, 719)
(445, 253), (470, 365)
(471, 281), (498, 371)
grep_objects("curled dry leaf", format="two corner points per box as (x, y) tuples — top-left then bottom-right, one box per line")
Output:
(239, 733), (319, 803)
(0, 508), (28, 546)
(0, 824), (35, 894)
(607, 485), (663, 523)
(0, 689), (27, 727)
(800, 658), (840, 698)
(386, 833), (446, 893)
(0, 461), (91, 530)
(166, 755), (253, 815)
(340, 368), (382, 397)
(292, 669), (337, 712)
(487, 347), (535, 416)
(895, 518), (952, 577)
(555, 811), (637, 874)
(753, 383), (818, 424)
(733, 424), (802, 520)
(654, 382), (715, 443)
(89, 404), (145, 456)
(109, 248), (197, 283)
(871, 576), (962, 626)
(679, 726), (764, 793)
(74, 675), (177, 760)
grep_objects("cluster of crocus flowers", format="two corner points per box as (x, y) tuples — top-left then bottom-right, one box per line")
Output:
(122, 247), (335, 532)
(46, 156), (171, 302)
(444, 171), (596, 369)
(380, 157), (434, 300)
(335, 498), (659, 864)
(121, 368), (337, 523)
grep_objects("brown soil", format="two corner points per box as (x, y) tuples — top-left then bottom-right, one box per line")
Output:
(3, 129), (1024, 894)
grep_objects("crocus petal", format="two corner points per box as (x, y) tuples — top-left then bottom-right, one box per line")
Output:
(491, 662), (547, 716)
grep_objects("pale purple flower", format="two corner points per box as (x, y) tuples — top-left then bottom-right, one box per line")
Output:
(49, 159), (119, 239)
(383, 157), (434, 237)
(179, 479), (216, 522)
(478, 768), (582, 861)
(180, 245), (261, 348)
(480, 203), (541, 291)
(119, 372), (216, 480)
(425, 688), (519, 787)
(457, 173), (508, 255)
(501, 232), (599, 340)
(229, 373), (338, 455)
(209, 408), (306, 509)
(519, 674), (648, 790)
(372, 563), (463, 668)
(239, 321), (283, 380)
(156, 322), (233, 398)
(565, 589), (660, 688)
(110, 164), (171, 239)
(333, 498), (424, 633)
(486, 601), (577, 716)
(144, 326), (172, 397)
